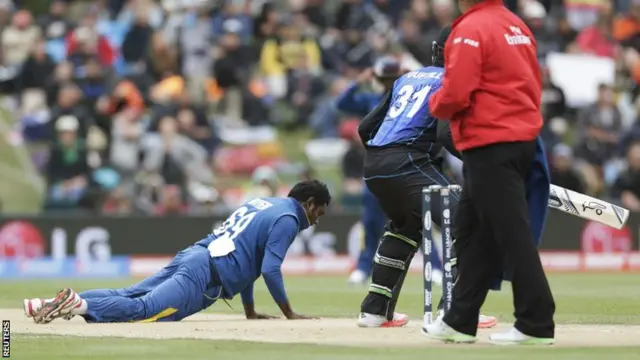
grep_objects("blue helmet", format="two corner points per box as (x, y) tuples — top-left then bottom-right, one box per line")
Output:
(373, 56), (402, 80)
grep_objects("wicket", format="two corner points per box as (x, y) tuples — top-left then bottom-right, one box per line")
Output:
(421, 184), (461, 330)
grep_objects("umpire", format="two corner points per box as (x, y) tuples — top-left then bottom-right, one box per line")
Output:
(425, 0), (555, 346)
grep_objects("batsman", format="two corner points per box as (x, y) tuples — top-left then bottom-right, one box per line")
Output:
(355, 26), (498, 329)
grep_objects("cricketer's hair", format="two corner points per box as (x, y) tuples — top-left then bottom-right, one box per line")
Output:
(288, 179), (331, 206)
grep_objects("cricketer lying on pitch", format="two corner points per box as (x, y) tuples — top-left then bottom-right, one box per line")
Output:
(24, 180), (331, 324)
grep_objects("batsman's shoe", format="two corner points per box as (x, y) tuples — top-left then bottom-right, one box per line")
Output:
(478, 314), (498, 329)
(435, 309), (498, 329)
(422, 317), (477, 343)
(24, 298), (76, 321)
(348, 269), (368, 286)
(33, 288), (82, 324)
(356, 312), (410, 328)
(489, 327), (554, 346)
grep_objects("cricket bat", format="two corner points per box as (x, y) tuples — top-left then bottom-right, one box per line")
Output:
(548, 184), (630, 230)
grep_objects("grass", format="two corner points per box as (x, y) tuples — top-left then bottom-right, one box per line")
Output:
(9, 336), (640, 360)
(0, 104), (43, 214)
(2, 274), (639, 323)
(2, 273), (640, 359)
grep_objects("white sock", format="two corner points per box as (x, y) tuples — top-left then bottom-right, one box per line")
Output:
(71, 299), (88, 315)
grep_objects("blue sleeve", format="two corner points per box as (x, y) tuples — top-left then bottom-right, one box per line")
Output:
(240, 281), (254, 305)
(261, 216), (298, 304)
(211, 16), (223, 36)
(335, 82), (368, 115)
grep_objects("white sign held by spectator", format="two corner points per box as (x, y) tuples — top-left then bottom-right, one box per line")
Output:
(546, 53), (615, 108)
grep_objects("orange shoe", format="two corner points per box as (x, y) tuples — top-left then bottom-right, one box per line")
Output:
(357, 312), (410, 328)
(478, 314), (498, 329)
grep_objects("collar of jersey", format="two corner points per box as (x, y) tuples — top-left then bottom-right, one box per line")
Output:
(292, 198), (311, 231)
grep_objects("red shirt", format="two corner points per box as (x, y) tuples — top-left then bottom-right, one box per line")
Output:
(428, 0), (542, 151)
(576, 26), (617, 58)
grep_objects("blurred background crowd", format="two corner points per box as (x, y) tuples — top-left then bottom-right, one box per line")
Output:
(2, 0), (640, 216)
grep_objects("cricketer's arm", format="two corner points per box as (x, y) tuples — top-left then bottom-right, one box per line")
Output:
(262, 216), (314, 320)
(358, 90), (392, 145)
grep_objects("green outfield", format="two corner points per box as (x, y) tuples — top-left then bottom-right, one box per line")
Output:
(2, 273), (640, 359)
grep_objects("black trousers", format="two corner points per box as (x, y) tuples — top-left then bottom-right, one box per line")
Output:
(443, 141), (555, 338)
(363, 147), (455, 243)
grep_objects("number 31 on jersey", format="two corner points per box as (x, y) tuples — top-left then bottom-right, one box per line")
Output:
(388, 85), (432, 119)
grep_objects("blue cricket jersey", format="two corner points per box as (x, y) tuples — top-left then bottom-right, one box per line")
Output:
(367, 66), (444, 149)
(194, 197), (310, 305)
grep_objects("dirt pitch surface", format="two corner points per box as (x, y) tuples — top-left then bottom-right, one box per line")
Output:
(4, 309), (639, 347)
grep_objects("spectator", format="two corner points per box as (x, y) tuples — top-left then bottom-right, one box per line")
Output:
(17, 40), (56, 92)
(76, 56), (110, 111)
(49, 83), (93, 141)
(65, 16), (116, 68)
(399, 14), (432, 65)
(101, 186), (135, 215)
(121, 10), (153, 66)
(565, 0), (609, 32)
(253, 2), (278, 43)
(212, 0), (254, 43)
(613, 0), (640, 42)
(37, 0), (73, 63)
(212, 31), (253, 125)
(613, 141), (640, 211)
(541, 66), (567, 121)
(176, 106), (217, 154)
(309, 77), (349, 138)
(142, 115), (213, 186)
(259, 19), (321, 99)
(109, 109), (143, 179)
(286, 53), (325, 128)
(179, 2), (214, 103)
(575, 83), (622, 194)
(619, 98), (640, 155)
(1, 10), (40, 66)
(302, 0), (329, 30)
(242, 165), (279, 202)
(145, 32), (178, 84)
(154, 184), (188, 216)
(523, 1), (562, 60)
(334, 0), (371, 31)
(576, 84), (622, 163)
(576, 11), (617, 58)
(550, 144), (586, 194)
(44, 115), (90, 209)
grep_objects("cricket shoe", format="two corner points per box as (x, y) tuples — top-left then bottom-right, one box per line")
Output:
(422, 317), (476, 343)
(24, 298), (75, 321)
(356, 312), (410, 328)
(33, 288), (82, 324)
(478, 314), (498, 329)
(489, 327), (554, 346)
(435, 310), (498, 329)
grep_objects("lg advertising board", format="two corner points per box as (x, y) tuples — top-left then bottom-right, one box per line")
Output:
(0, 210), (638, 277)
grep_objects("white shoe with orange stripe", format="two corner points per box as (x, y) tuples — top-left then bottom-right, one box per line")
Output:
(356, 312), (410, 328)
(435, 309), (498, 329)
(478, 314), (498, 329)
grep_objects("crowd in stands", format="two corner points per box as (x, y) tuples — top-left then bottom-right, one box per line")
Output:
(2, 0), (640, 215)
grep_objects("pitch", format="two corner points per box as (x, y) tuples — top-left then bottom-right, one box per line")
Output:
(3, 274), (640, 359)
